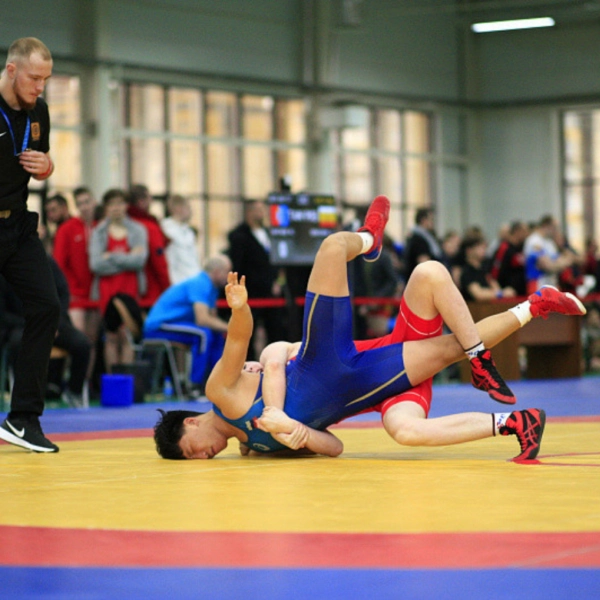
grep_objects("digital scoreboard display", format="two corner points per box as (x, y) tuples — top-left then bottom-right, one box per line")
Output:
(268, 192), (338, 265)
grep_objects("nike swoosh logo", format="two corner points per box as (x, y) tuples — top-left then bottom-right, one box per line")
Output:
(6, 420), (25, 438)
(0, 132), (7, 137)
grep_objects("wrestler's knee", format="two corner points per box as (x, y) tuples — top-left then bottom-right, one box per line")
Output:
(316, 233), (347, 259)
(411, 260), (449, 286)
(383, 415), (423, 446)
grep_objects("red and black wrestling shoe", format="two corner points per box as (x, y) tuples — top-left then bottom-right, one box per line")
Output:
(470, 349), (516, 404)
(499, 408), (546, 461)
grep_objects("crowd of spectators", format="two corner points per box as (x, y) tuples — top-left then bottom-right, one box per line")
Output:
(357, 210), (600, 374)
(4, 190), (600, 407)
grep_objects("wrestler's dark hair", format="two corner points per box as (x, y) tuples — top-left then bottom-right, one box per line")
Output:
(153, 409), (204, 460)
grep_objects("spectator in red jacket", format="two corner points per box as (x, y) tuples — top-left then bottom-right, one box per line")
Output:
(53, 186), (100, 326)
(489, 220), (529, 297)
(127, 184), (171, 311)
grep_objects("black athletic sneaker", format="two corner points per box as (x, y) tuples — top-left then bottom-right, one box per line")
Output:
(499, 409), (546, 461)
(0, 417), (59, 453)
(470, 349), (516, 404)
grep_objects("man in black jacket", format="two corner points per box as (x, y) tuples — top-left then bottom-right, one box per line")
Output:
(0, 38), (61, 453)
(404, 208), (443, 280)
(227, 200), (285, 360)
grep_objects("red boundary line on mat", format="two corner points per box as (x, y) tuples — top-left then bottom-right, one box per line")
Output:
(0, 526), (599, 568)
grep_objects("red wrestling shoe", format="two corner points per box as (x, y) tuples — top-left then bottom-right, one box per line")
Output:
(499, 409), (546, 461)
(470, 349), (516, 404)
(528, 285), (586, 319)
(357, 195), (390, 262)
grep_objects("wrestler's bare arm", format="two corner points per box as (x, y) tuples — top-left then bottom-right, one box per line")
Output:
(254, 405), (343, 456)
(205, 272), (254, 414)
(259, 341), (301, 364)
(259, 341), (302, 411)
(260, 341), (300, 410)
(261, 359), (287, 411)
(254, 340), (343, 455)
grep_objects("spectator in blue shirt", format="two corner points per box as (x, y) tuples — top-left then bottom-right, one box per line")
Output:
(143, 255), (231, 393)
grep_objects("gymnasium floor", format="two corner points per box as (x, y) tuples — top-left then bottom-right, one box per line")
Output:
(1, 377), (599, 600)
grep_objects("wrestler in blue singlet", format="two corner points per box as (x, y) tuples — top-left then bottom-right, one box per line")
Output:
(214, 291), (413, 453)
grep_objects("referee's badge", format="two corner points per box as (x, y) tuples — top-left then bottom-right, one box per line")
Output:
(31, 122), (40, 141)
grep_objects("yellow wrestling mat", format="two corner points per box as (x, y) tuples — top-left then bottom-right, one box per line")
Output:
(1, 422), (599, 535)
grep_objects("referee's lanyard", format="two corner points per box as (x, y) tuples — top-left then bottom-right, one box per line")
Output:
(0, 106), (30, 156)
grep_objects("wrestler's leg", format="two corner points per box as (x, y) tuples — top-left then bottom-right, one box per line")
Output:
(383, 285), (584, 446)
(401, 259), (517, 403)
(306, 232), (363, 297)
(399, 282), (586, 385)
(383, 397), (547, 461)
(306, 196), (390, 297)
(402, 260), (481, 351)
(403, 310), (520, 386)
(382, 401), (493, 446)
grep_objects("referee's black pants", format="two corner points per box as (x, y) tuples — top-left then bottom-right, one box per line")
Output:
(0, 210), (60, 418)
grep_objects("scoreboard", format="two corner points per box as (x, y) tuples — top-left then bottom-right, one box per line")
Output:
(268, 192), (338, 266)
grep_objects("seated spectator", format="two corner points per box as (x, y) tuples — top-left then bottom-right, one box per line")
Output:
(102, 293), (145, 369)
(485, 222), (510, 268)
(552, 230), (595, 297)
(524, 215), (574, 293)
(490, 220), (529, 297)
(584, 237), (600, 293)
(127, 184), (171, 311)
(161, 194), (200, 284)
(0, 257), (92, 407)
(459, 234), (516, 302)
(46, 256), (92, 407)
(452, 224), (485, 278)
(441, 229), (462, 286)
(582, 302), (600, 372)
(143, 255), (231, 395)
(89, 189), (148, 373)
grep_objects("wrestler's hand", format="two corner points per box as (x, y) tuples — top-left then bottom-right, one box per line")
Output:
(255, 406), (296, 434)
(273, 423), (309, 450)
(225, 272), (247, 310)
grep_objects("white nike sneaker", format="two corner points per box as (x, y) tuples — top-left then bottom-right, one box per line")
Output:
(0, 417), (59, 453)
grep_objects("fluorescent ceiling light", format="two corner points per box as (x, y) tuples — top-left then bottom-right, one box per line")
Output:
(471, 17), (555, 33)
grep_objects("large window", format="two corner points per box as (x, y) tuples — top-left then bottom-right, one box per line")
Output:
(562, 110), (600, 253)
(332, 107), (433, 245)
(122, 84), (308, 258)
(39, 75), (437, 260)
